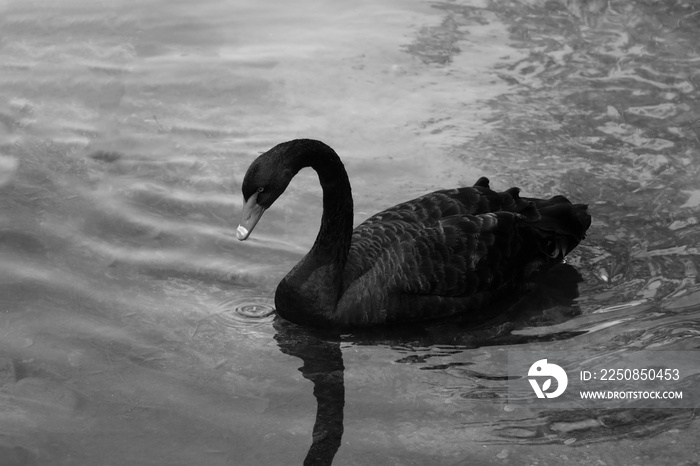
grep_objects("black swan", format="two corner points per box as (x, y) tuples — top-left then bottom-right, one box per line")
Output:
(237, 139), (591, 327)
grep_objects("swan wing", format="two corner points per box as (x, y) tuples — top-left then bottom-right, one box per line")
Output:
(388, 211), (539, 297)
(339, 211), (543, 324)
(344, 184), (530, 281)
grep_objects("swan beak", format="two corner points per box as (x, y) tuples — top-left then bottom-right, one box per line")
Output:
(236, 193), (265, 241)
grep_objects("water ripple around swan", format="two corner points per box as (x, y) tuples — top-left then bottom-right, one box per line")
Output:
(192, 296), (276, 337)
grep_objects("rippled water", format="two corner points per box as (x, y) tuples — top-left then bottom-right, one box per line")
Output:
(1, 0), (699, 464)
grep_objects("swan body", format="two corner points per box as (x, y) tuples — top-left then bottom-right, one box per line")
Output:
(237, 139), (591, 327)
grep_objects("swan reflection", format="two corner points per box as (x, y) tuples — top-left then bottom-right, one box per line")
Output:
(274, 321), (344, 466)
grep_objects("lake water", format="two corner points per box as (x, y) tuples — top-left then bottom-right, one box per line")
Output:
(1, 0), (699, 464)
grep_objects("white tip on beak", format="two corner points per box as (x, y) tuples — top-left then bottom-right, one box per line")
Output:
(236, 225), (249, 240)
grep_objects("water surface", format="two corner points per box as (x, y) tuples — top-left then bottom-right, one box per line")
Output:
(1, 0), (699, 464)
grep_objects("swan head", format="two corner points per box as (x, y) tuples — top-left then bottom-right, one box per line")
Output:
(237, 143), (297, 240)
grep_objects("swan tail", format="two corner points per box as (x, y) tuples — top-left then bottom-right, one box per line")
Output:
(471, 178), (591, 260)
(527, 198), (591, 260)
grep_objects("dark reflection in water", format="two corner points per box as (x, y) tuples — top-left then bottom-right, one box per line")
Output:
(274, 322), (344, 466)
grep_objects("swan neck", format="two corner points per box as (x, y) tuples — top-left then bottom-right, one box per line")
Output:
(297, 142), (353, 262)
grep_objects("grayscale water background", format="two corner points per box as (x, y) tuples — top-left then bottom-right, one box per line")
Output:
(1, 0), (699, 464)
